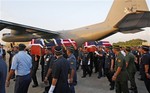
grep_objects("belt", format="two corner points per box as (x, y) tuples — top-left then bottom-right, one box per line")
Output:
(16, 73), (30, 77)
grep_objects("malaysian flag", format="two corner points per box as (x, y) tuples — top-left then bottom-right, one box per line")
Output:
(84, 41), (96, 48)
(96, 41), (111, 47)
(84, 41), (97, 52)
(30, 38), (77, 47)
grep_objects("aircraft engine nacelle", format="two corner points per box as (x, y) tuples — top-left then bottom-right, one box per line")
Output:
(2, 33), (38, 42)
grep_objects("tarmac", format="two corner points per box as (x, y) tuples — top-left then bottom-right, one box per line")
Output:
(6, 66), (149, 93)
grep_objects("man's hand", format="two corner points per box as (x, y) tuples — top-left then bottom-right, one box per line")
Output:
(110, 68), (114, 72)
(44, 77), (48, 84)
(70, 78), (73, 84)
(146, 73), (150, 79)
(6, 80), (10, 87)
(112, 75), (117, 81)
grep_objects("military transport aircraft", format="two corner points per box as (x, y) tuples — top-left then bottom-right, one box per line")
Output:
(0, 0), (150, 45)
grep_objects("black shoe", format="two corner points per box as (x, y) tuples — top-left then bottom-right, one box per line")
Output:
(129, 87), (137, 91)
(89, 74), (92, 77)
(110, 87), (114, 90)
(43, 91), (48, 93)
(97, 76), (101, 79)
(81, 76), (86, 78)
(32, 84), (38, 88)
(138, 78), (143, 81)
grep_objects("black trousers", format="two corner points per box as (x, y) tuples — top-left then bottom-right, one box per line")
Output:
(45, 77), (52, 92)
(144, 77), (150, 93)
(32, 63), (39, 85)
(41, 64), (44, 81)
(15, 74), (31, 93)
(105, 68), (115, 87)
(98, 61), (105, 76)
(94, 59), (98, 73)
(82, 65), (91, 77)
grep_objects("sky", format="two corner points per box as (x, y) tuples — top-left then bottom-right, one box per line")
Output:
(0, 0), (150, 44)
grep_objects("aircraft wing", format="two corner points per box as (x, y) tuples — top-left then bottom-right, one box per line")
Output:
(0, 20), (60, 42)
(115, 11), (150, 33)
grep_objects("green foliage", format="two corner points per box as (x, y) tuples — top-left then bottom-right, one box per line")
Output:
(113, 39), (147, 47)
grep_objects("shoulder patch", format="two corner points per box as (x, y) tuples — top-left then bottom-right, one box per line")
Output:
(118, 59), (121, 63)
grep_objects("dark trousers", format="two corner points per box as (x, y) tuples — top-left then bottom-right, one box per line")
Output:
(69, 83), (75, 93)
(90, 60), (93, 73)
(41, 64), (44, 81)
(15, 74), (31, 93)
(94, 61), (98, 73)
(73, 72), (77, 85)
(98, 61), (105, 77)
(45, 77), (52, 92)
(115, 81), (129, 93)
(128, 72), (137, 89)
(82, 65), (91, 77)
(144, 78), (150, 93)
(105, 68), (115, 87)
(32, 64), (38, 85)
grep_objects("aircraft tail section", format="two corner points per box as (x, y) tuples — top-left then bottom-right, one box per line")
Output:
(105, 0), (149, 26)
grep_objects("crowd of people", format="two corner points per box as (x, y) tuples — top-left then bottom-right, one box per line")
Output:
(0, 43), (150, 93)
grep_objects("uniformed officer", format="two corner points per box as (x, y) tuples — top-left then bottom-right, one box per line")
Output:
(96, 46), (105, 78)
(104, 46), (115, 90)
(48, 46), (70, 93)
(112, 45), (129, 93)
(0, 56), (7, 93)
(7, 46), (18, 72)
(125, 47), (138, 93)
(43, 47), (54, 93)
(66, 46), (77, 93)
(81, 48), (91, 78)
(6, 44), (32, 93)
(140, 45), (150, 93)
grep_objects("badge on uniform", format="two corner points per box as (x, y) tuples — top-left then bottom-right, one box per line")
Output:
(46, 58), (49, 62)
(118, 59), (121, 62)
(71, 62), (74, 65)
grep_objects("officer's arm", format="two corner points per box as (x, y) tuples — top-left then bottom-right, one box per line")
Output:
(45, 68), (52, 80)
(113, 67), (122, 77)
(6, 55), (18, 87)
(126, 62), (129, 68)
(145, 65), (149, 73)
(6, 69), (15, 87)
(125, 55), (129, 68)
(49, 78), (58, 92)
(145, 65), (150, 79)
(110, 59), (114, 71)
(70, 69), (75, 83)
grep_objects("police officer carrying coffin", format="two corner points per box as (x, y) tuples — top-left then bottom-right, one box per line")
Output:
(96, 46), (105, 79)
(48, 46), (70, 93)
(43, 47), (54, 93)
(66, 46), (77, 93)
(81, 48), (91, 78)
(112, 45), (129, 93)
(125, 47), (138, 93)
(140, 45), (150, 93)
(104, 46), (115, 90)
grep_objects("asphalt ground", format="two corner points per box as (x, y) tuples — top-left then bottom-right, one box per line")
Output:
(6, 66), (148, 93)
